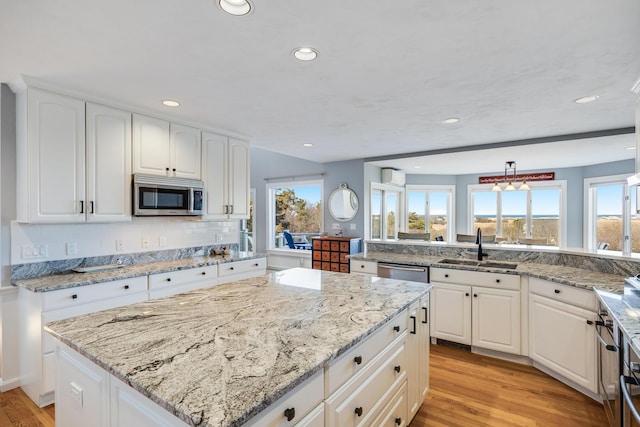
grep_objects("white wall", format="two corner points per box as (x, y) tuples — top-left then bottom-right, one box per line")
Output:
(11, 218), (239, 265)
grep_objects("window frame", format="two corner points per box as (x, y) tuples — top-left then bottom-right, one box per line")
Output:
(584, 173), (633, 254)
(265, 179), (324, 250)
(467, 180), (567, 247)
(405, 184), (456, 242)
(369, 182), (405, 241)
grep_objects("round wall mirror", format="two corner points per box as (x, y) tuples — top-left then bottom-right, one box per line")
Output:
(329, 183), (359, 222)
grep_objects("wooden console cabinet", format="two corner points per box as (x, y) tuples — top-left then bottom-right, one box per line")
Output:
(311, 237), (361, 273)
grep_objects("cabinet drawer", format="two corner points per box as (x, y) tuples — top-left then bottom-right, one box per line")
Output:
(218, 258), (267, 277)
(322, 241), (331, 251)
(326, 310), (408, 396)
(149, 265), (217, 290)
(431, 268), (519, 290)
(529, 277), (596, 311)
(243, 370), (323, 427)
(369, 380), (407, 427)
(350, 260), (377, 275)
(340, 242), (350, 252)
(325, 339), (406, 427)
(331, 241), (340, 251)
(42, 276), (148, 311)
(295, 403), (324, 427)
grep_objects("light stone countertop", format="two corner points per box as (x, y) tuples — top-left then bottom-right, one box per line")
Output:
(596, 289), (640, 356)
(351, 251), (626, 293)
(45, 268), (432, 427)
(13, 252), (265, 292)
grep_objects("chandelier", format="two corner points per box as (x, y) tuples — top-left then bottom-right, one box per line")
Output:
(491, 161), (530, 192)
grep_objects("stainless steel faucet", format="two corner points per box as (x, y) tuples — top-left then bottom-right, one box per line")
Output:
(476, 228), (487, 261)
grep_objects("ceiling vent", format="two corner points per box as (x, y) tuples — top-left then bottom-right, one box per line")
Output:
(381, 168), (406, 186)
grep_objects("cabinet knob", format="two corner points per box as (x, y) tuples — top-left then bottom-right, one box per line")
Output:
(354, 407), (363, 417)
(496, 279), (500, 283)
(586, 320), (593, 325)
(124, 285), (129, 290)
(230, 267), (234, 270)
(283, 407), (295, 422)
(201, 271), (206, 275)
(254, 263), (259, 267)
(444, 274), (449, 278)
(167, 278), (172, 282)
(554, 289), (560, 294)
(395, 418), (402, 425)
(393, 325), (400, 332)
(354, 355), (363, 365)
(473, 293), (478, 297)
(172, 168), (176, 172)
(465, 293), (469, 297)
(71, 294), (78, 299)
(394, 365), (401, 373)
(166, 167), (170, 171)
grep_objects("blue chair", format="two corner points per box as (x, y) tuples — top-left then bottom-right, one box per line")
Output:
(283, 231), (312, 250)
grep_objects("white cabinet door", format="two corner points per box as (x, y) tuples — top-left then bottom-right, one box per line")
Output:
(419, 294), (430, 402)
(201, 131), (228, 218)
(170, 123), (201, 179)
(529, 293), (597, 393)
(430, 282), (471, 345)
(27, 88), (86, 222)
(133, 113), (171, 176)
(228, 137), (250, 219)
(201, 132), (250, 219)
(406, 301), (421, 419)
(86, 103), (132, 222)
(472, 287), (520, 354)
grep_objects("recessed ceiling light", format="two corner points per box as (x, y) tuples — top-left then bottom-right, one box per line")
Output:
(162, 100), (180, 107)
(442, 118), (459, 124)
(292, 47), (318, 61)
(219, 0), (252, 16)
(303, 143), (314, 147)
(573, 95), (600, 104)
(626, 146), (636, 150)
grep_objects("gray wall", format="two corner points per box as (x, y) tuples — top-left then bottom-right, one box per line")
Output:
(249, 148), (366, 253)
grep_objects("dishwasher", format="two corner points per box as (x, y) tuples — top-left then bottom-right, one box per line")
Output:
(377, 262), (429, 283)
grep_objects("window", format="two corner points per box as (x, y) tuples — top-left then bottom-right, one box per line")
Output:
(370, 183), (404, 240)
(266, 180), (323, 249)
(585, 174), (640, 254)
(239, 189), (255, 251)
(469, 181), (565, 246)
(406, 185), (455, 241)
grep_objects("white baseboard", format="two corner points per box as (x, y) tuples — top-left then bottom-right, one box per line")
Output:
(0, 375), (21, 392)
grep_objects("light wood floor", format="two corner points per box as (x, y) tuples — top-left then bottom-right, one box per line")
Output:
(411, 344), (608, 427)
(0, 344), (608, 426)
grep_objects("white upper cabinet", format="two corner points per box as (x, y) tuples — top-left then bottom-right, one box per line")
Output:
(85, 103), (132, 222)
(23, 88), (86, 223)
(201, 131), (250, 219)
(133, 114), (201, 179)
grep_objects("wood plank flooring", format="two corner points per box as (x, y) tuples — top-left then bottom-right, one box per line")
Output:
(0, 344), (608, 426)
(411, 344), (608, 427)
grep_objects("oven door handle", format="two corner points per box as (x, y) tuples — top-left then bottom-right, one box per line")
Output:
(622, 375), (640, 423)
(595, 326), (618, 352)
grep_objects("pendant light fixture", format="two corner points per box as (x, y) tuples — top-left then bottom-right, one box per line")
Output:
(491, 161), (529, 192)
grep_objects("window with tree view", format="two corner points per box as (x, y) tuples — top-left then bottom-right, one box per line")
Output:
(267, 180), (323, 249)
(406, 186), (454, 241)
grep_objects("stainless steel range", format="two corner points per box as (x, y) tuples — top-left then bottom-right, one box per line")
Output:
(620, 276), (640, 427)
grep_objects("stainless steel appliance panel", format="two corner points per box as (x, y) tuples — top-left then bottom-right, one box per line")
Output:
(377, 263), (429, 283)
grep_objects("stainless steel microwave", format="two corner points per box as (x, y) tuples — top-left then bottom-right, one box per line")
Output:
(133, 174), (205, 216)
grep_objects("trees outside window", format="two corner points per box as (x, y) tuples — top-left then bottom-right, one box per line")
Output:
(267, 180), (323, 249)
(406, 185), (455, 241)
(370, 183), (404, 241)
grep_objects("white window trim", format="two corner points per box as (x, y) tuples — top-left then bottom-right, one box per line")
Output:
(467, 180), (567, 247)
(265, 179), (324, 250)
(405, 184), (456, 242)
(369, 182), (405, 241)
(583, 173), (632, 254)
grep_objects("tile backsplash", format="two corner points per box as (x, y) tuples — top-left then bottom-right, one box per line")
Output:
(11, 217), (239, 265)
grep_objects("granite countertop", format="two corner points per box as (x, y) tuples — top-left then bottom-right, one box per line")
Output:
(351, 251), (626, 293)
(14, 252), (266, 292)
(45, 268), (432, 427)
(596, 289), (640, 356)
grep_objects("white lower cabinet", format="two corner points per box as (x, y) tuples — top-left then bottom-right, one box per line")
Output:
(370, 380), (408, 427)
(349, 260), (378, 276)
(148, 265), (218, 299)
(429, 268), (521, 355)
(529, 288), (597, 394)
(218, 258), (267, 283)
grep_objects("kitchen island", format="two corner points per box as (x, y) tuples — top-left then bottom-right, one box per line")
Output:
(45, 268), (431, 427)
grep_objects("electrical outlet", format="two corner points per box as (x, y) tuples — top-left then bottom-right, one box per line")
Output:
(142, 237), (150, 249)
(116, 240), (124, 252)
(332, 223), (341, 230)
(350, 224), (357, 230)
(22, 245), (33, 258)
(66, 242), (77, 256)
(159, 236), (167, 247)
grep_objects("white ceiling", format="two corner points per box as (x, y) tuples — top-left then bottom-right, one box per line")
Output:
(1, 0), (639, 173)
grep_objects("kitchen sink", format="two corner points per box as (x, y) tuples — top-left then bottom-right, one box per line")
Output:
(479, 261), (518, 269)
(438, 258), (480, 266)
